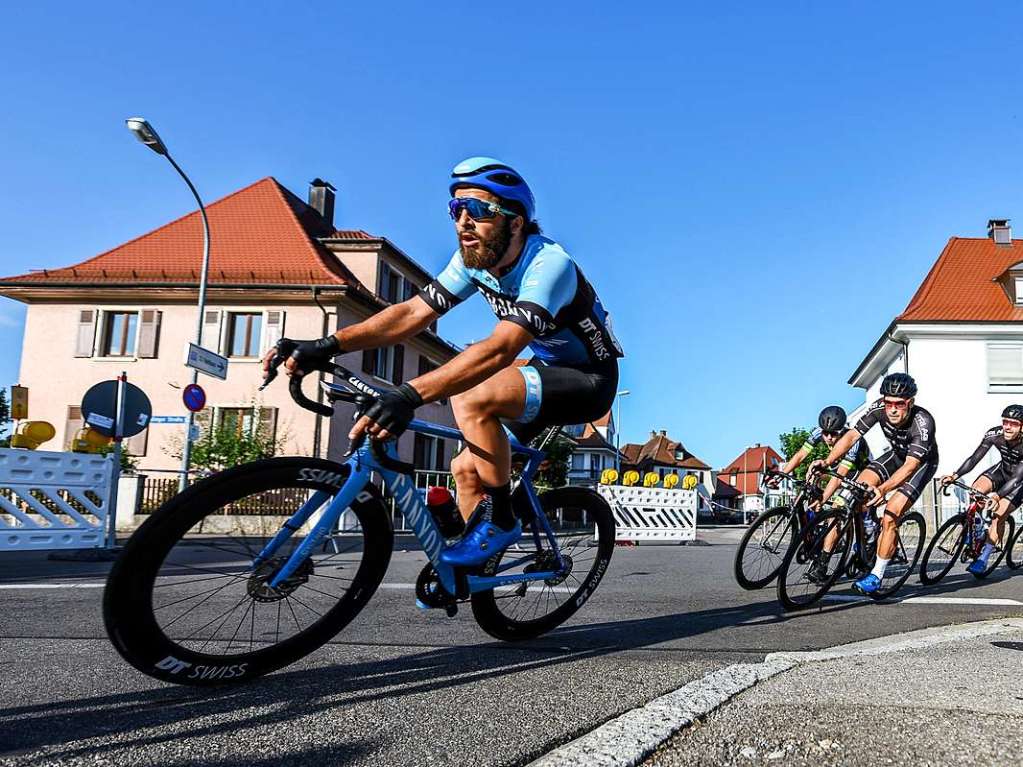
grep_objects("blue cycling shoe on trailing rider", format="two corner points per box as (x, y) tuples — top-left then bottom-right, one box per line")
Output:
(966, 558), (989, 575)
(853, 573), (881, 595)
(439, 520), (522, 568)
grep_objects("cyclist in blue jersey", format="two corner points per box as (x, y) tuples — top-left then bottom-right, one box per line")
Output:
(263, 157), (622, 567)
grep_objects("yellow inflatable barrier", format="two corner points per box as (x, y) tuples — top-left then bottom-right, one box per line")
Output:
(682, 474), (698, 490)
(600, 468), (619, 485)
(10, 421), (56, 450)
(622, 470), (640, 487)
(663, 473), (680, 489)
(71, 426), (112, 454)
(643, 471), (660, 487)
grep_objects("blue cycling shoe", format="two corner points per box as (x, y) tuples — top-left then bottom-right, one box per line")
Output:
(439, 520), (522, 568)
(966, 558), (989, 576)
(853, 573), (881, 595)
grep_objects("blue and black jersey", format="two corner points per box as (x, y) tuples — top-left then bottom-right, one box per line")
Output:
(803, 427), (871, 471)
(419, 235), (623, 366)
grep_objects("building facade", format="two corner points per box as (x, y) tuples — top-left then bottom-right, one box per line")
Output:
(564, 410), (620, 486)
(0, 177), (460, 474)
(718, 444), (786, 514)
(847, 220), (1023, 516)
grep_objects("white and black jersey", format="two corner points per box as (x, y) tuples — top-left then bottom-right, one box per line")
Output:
(854, 399), (938, 463)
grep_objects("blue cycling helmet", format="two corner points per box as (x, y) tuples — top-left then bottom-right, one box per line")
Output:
(449, 157), (535, 222)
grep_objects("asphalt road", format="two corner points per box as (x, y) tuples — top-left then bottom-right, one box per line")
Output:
(2, 528), (1021, 766)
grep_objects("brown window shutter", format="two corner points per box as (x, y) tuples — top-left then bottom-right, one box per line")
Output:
(137, 309), (161, 358)
(393, 345), (404, 384)
(202, 309), (222, 353)
(125, 429), (149, 457)
(362, 349), (375, 374)
(258, 407), (278, 443)
(64, 406), (84, 450)
(74, 310), (96, 357)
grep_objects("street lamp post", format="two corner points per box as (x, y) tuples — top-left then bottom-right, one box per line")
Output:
(126, 118), (211, 492)
(614, 389), (631, 475)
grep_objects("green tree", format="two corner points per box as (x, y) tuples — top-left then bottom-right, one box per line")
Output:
(535, 434), (574, 490)
(95, 443), (140, 474)
(167, 407), (279, 474)
(778, 427), (829, 480)
(0, 389), (9, 448)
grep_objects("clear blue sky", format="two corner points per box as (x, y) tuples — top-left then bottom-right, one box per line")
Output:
(2, 2), (1022, 466)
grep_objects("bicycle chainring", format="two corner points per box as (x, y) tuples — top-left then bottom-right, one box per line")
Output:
(415, 564), (457, 608)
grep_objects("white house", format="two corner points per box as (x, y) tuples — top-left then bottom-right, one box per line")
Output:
(848, 219), (1023, 518)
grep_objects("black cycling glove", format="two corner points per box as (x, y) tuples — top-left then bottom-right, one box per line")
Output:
(364, 383), (423, 438)
(289, 335), (342, 374)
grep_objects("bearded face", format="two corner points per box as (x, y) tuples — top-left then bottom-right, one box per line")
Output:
(459, 213), (513, 269)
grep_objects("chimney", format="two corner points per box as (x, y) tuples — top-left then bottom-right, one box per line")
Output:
(650, 430), (657, 438)
(660, 429), (667, 436)
(988, 218), (1012, 246)
(309, 179), (336, 228)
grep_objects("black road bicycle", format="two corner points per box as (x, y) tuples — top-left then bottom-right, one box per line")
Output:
(733, 469), (821, 590)
(920, 479), (1018, 584)
(776, 467), (926, 610)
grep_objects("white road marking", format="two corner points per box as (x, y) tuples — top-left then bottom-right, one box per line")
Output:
(823, 594), (1023, 606)
(0, 580), (577, 594)
(529, 618), (1023, 767)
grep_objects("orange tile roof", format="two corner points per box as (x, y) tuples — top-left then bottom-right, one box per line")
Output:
(898, 237), (1023, 322)
(0, 177), (361, 287)
(720, 445), (783, 495)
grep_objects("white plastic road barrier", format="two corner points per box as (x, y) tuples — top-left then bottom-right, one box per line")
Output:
(596, 485), (698, 543)
(0, 449), (115, 551)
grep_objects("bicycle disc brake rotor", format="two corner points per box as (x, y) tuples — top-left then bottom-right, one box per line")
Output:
(247, 557), (314, 603)
(524, 549), (573, 587)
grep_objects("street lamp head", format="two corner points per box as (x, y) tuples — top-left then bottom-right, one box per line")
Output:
(126, 117), (168, 155)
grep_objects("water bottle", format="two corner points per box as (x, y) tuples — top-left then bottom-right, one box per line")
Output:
(426, 486), (464, 538)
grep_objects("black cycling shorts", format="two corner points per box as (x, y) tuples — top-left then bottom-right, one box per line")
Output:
(979, 463), (1023, 507)
(865, 450), (937, 504)
(504, 357), (619, 446)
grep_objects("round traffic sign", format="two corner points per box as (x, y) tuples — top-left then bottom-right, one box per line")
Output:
(183, 383), (206, 413)
(80, 380), (152, 438)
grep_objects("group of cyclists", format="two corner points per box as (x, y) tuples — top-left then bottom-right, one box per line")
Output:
(773, 375), (1023, 596)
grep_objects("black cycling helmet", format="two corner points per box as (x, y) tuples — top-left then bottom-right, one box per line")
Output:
(1002, 404), (1023, 422)
(818, 405), (847, 433)
(880, 372), (917, 399)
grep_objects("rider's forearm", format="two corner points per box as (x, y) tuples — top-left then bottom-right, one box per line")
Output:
(821, 471), (844, 503)
(878, 457), (921, 494)
(782, 447), (809, 475)
(408, 336), (523, 404)
(953, 441), (989, 478)
(334, 300), (435, 352)
(824, 430), (859, 467)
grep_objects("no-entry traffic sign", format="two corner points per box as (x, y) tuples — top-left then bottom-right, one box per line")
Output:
(182, 383), (206, 413)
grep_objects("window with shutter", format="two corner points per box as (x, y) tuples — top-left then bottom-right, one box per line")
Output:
(137, 309), (161, 358)
(226, 312), (263, 357)
(74, 310), (97, 357)
(988, 343), (1023, 391)
(64, 406), (83, 450)
(100, 311), (139, 357)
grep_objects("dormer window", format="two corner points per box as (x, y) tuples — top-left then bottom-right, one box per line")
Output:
(1015, 276), (1023, 305)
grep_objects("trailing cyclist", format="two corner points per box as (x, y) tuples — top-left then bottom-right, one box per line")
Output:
(771, 406), (872, 583)
(940, 404), (1023, 575)
(811, 372), (938, 596)
(264, 157), (622, 569)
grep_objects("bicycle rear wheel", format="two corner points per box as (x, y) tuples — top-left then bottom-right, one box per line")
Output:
(733, 507), (797, 590)
(471, 487), (615, 640)
(919, 513), (965, 585)
(973, 516), (1016, 579)
(776, 509), (850, 611)
(1009, 518), (1023, 570)
(871, 511), (925, 600)
(104, 457), (392, 686)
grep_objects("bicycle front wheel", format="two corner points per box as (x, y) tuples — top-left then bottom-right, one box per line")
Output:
(776, 509), (851, 611)
(471, 487), (615, 641)
(1009, 518), (1023, 570)
(919, 513), (965, 585)
(104, 457), (393, 686)
(733, 507), (797, 590)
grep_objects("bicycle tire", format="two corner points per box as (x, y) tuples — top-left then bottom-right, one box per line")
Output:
(104, 457), (393, 686)
(776, 509), (851, 611)
(1009, 517), (1023, 570)
(919, 513), (965, 585)
(471, 487), (615, 641)
(871, 511), (926, 600)
(973, 516), (1016, 579)
(733, 507), (797, 590)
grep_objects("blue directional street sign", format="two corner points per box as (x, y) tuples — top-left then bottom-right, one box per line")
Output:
(150, 415), (188, 425)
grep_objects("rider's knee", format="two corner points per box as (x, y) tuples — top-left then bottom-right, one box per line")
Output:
(451, 383), (498, 421)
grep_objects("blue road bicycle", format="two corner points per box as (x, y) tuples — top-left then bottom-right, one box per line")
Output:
(104, 341), (616, 686)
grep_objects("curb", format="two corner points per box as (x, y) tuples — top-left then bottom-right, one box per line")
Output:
(528, 618), (1023, 767)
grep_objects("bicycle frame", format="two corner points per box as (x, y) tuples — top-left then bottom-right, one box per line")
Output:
(251, 408), (565, 597)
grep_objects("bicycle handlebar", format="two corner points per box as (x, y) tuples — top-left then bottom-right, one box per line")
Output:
(942, 478), (993, 505)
